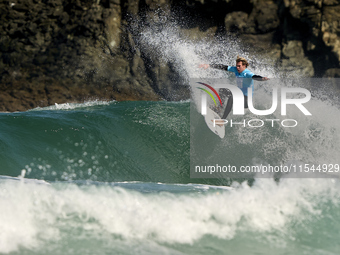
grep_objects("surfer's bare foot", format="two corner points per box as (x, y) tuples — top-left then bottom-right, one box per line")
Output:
(212, 119), (225, 127)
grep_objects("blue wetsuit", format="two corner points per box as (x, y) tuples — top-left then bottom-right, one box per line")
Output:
(227, 66), (254, 96)
(210, 64), (264, 118)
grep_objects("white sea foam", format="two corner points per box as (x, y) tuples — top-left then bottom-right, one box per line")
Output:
(0, 178), (339, 253)
(139, 19), (275, 84)
(29, 100), (115, 111)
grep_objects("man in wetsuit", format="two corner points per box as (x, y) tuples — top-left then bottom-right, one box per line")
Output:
(199, 56), (269, 119)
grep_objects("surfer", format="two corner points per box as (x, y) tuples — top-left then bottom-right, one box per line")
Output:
(199, 56), (269, 119)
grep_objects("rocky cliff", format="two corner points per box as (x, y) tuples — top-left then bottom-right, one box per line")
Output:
(1, 0), (340, 111)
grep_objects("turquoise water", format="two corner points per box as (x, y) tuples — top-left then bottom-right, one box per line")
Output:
(1, 101), (340, 254)
(0, 101), (190, 183)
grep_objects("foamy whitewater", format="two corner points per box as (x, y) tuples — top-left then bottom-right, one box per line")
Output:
(1, 18), (340, 255)
(1, 177), (340, 254)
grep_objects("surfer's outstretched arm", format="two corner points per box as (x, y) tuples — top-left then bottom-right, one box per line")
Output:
(199, 64), (229, 71)
(252, 75), (270, 81)
(209, 64), (229, 71)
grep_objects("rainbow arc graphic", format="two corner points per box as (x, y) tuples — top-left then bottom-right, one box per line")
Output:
(197, 82), (223, 115)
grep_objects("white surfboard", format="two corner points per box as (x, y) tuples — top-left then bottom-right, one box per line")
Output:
(204, 107), (225, 138)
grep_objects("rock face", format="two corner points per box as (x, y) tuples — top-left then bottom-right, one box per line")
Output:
(1, 0), (340, 111)
(0, 0), (166, 112)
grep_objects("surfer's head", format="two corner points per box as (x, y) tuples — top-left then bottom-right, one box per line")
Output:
(236, 55), (248, 73)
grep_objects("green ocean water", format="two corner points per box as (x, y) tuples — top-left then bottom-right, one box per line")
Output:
(0, 101), (190, 184)
(1, 100), (340, 255)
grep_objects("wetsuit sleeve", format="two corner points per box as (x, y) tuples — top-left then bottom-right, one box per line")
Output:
(210, 64), (229, 71)
(252, 75), (264, 81)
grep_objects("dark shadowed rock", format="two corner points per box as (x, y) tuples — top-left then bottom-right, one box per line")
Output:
(1, 0), (340, 111)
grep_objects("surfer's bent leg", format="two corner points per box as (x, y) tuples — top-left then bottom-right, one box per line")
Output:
(222, 95), (233, 119)
(222, 94), (248, 118)
(244, 96), (248, 108)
